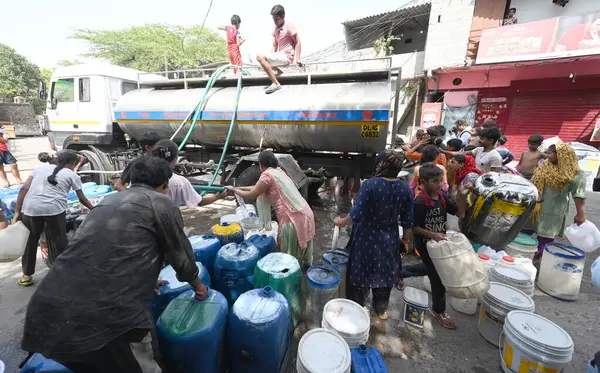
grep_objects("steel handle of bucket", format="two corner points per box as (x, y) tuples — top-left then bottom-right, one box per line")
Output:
(331, 226), (340, 250)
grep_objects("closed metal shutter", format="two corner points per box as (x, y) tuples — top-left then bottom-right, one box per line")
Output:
(503, 90), (600, 157)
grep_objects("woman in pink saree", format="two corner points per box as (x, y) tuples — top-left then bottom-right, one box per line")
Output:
(226, 151), (316, 268)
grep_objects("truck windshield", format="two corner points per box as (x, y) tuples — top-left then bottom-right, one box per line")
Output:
(51, 78), (75, 103)
(122, 82), (138, 95)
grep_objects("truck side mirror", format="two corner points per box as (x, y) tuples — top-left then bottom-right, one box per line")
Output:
(38, 81), (46, 100)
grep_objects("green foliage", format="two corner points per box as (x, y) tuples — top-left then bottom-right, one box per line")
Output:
(40, 67), (55, 88)
(56, 59), (83, 67)
(0, 43), (43, 102)
(373, 35), (401, 56)
(72, 24), (228, 72)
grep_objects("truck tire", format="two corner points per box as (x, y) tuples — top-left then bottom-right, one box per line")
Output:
(79, 150), (109, 185)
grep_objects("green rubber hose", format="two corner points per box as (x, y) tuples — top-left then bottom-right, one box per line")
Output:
(173, 64), (247, 196)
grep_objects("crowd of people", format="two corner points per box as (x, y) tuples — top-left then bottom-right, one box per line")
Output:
(333, 119), (588, 330)
(0, 131), (318, 372)
(0, 117), (592, 370)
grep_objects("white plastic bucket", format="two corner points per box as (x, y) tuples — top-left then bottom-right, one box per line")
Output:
(537, 243), (586, 301)
(500, 311), (574, 373)
(451, 297), (478, 315)
(504, 233), (539, 261)
(489, 266), (534, 297)
(478, 282), (535, 346)
(322, 299), (369, 348)
(403, 286), (429, 328)
(297, 328), (351, 373)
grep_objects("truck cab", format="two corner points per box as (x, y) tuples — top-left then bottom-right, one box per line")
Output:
(46, 64), (163, 151)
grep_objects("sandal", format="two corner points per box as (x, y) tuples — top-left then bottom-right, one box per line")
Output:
(429, 309), (457, 329)
(265, 84), (282, 94)
(377, 312), (388, 320)
(19, 277), (33, 287)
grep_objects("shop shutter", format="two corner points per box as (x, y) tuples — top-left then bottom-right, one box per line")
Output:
(503, 90), (600, 157)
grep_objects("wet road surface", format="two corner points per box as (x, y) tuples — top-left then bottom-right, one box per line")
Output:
(1, 137), (599, 372)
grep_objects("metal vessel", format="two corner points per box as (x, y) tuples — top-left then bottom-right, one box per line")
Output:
(460, 173), (538, 248)
(114, 80), (390, 154)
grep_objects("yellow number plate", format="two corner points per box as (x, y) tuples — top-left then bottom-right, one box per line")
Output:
(361, 124), (380, 138)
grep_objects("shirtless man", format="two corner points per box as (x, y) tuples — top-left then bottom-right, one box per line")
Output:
(516, 134), (545, 179)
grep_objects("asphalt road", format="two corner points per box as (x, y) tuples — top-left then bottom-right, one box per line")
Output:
(1, 137), (599, 372)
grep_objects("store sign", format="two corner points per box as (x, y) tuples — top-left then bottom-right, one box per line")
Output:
(590, 119), (600, 142)
(420, 103), (442, 129)
(475, 97), (509, 127)
(476, 12), (600, 64)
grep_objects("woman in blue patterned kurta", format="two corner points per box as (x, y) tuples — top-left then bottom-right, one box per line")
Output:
(334, 151), (413, 319)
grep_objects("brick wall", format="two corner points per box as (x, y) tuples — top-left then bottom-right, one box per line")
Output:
(423, 0), (476, 71)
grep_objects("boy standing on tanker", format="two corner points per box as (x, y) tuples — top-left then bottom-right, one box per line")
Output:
(219, 15), (245, 73)
(412, 163), (467, 329)
(256, 5), (302, 94)
(516, 135), (545, 179)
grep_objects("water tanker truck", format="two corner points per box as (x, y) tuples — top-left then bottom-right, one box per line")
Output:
(44, 60), (399, 198)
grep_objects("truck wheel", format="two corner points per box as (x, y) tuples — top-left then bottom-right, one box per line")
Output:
(79, 150), (108, 185)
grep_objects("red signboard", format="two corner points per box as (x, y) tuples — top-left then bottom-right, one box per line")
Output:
(477, 12), (600, 64)
(420, 103), (442, 129)
(475, 97), (509, 127)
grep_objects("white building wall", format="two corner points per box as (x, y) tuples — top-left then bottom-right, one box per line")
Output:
(423, 0), (476, 71)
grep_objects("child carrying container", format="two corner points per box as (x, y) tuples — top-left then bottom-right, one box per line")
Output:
(412, 163), (467, 329)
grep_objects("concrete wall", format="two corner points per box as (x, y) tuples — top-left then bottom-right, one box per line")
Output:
(0, 103), (41, 136)
(424, 0), (476, 70)
(392, 51), (426, 79)
(390, 29), (428, 55)
(508, 0), (600, 24)
(346, 27), (427, 53)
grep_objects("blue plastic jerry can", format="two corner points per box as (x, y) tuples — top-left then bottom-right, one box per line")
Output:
(20, 353), (74, 373)
(350, 345), (387, 373)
